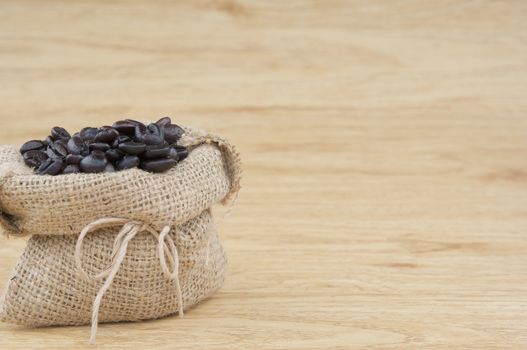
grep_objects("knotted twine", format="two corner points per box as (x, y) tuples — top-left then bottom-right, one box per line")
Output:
(74, 218), (183, 344)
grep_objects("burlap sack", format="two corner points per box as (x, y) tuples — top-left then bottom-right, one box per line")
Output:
(0, 126), (241, 343)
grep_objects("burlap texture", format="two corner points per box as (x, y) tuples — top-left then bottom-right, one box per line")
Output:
(0, 126), (241, 327)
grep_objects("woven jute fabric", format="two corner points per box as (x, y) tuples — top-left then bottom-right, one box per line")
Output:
(0, 126), (241, 333)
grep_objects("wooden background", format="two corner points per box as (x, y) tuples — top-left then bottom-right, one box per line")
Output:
(0, 1), (526, 349)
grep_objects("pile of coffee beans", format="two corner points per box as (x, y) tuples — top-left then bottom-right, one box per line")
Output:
(19, 117), (189, 175)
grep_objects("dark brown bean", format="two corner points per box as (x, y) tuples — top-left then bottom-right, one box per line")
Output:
(67, 135), (84, 155)
(66, 154), (84, 165)
(37, 158), (64, 175)
(63, 164), (80, 174)
(163, 124), (184, 144)
(112, 135), (130, 148)
(116, 155), (140, 170)
(20, 140), (45, 154)
(172, 145), (188, 161)
(143, 145), (171, 159)
(141, 158), (176, 173)
(118, 141), (146, 155)
(79, 150), (107, 173)
(23, 150), (48, 168)
(112, 120), (137, 136)
(80, 127), (98, 141)
(51, 126), (71, 140)
(134, 124), (147, 143)
(94, 126), (119, 143)
(51, 141), (69, 157)
(155, 117), (171, 127)
(89, 142), (111, 152)
(168, 147), (179, 161)
(105, 148), (124, 162)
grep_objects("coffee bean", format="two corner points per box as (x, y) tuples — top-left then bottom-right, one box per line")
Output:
(20, 140), (45, 154)
(112, 135), (131, 148)
(168, 147), (179, 161)
(141, 158), (176, 173)
(176, 148), (188, 161)
(143, 145), (171, 159)
(23, 150), (48, 168)
(21, 118), (188, 175)
(80, 127), (98, 141)
(89, 142), (111, 152)
(37, 158), (64, 175)
(63, 164), (80, 174)
(118, 141), (146, 155)
(66, 135), (84, 155)
(66, 154), (84, 165)
(125, 119), (146, 129)
(134, 124), (147, 143)
(94, 127), (119, 143)
(51, 126), (71, 140)
(79, 151), (107, 173)
(51, 141), (69, 158)
(105, 148), (124, 162)
(112, 120), (137, 136)
(155, 117), (171, 127)
(143, 123), (164, 145)
(116, 155), (140, 170)
(163, 124), (184, 144)
(46, 143), (67, 160)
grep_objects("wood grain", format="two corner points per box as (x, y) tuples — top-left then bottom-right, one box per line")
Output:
(0, 1), (526, 349)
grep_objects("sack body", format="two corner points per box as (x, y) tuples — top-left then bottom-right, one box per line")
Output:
(0, 127), (241, 338)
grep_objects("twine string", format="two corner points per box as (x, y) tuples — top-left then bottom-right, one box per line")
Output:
(74, 218), (183, 344)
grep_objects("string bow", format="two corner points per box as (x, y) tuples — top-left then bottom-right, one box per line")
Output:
(74, 218), (183, 344)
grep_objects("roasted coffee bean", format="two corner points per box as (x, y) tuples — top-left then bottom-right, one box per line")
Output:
(143, 145), (171, 159)
(116, 155), (140, 170)
(141, 158), (177, 173)
(51, 141), (69, 157)
(89, 142), (111, 152)
(105, 148), (124, 162)
(80, 127), (98, 141)
(37, 158), (64, 175)
(112, 135), (130, 148)
(51, 126), (71, 140)
(155, 117), (171, 127)
(125, 119), (146, 128)
(21, 118), (188, 175)
(94, 126), (119, 143)
(168, 147), (179, 161)
(23, 150), (48, 168)
(176, 148), (188, 161)
(143, 133), (164, 145)
(20, 140), (45, 154)
(118, 141), (146, 155)
(112, 120), (137, 136)
(163, 124), (184, 144)
(134, 124), (147, 143)
(66, 154), (83, 165)
(79, 150), (107, 173)
(105, 163), (116, 172)
(66, 135), (84, 155)
(63, 164), (80, 174)
(142, 123), (164, 145)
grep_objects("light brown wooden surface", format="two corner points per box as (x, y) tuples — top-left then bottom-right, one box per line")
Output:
(1, 1), (526, 349)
